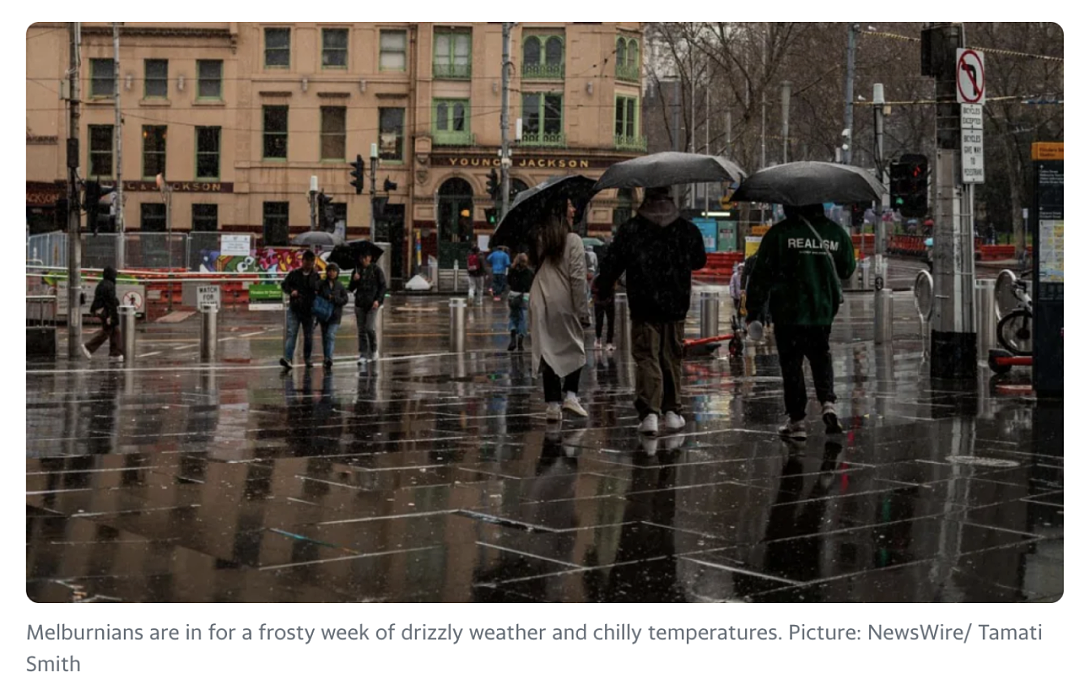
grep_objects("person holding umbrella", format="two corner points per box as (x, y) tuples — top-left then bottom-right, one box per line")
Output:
(349, 247), (387, 364)
(280, 250), (320, 369)
(596, 186), (707, 435)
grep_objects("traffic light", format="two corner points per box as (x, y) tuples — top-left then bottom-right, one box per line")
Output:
(849, 202), (867, 227)
(484, 207), (498, 225)
(486, 169), (500, 201)
(317, 192), (334, 230)
(83, 180), (114, 235)
(349, 155), (364, 194)
(889, 154), (929, 217)
(383, 177), (398, 193)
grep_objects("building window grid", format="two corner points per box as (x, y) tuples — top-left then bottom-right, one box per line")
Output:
(320, 106), (347, 161)
(378, 107), (405, 161)
(192, 204), (219, 232)
(521, 34), (565, 80)
(195, 126), (221, 180)
(141, 125), (167, 179)
(322, 28), (349, 69)
(263, 106), (288, 160)
(615, 37), (640, 82)
(432, 99), (472, 146)
(433, 29), (471, 79)
(144, 59), (168, 99)
(140, 203), (167, 232)
(265, 27), (291, 68)
(520, 92), (565, 147)
(88, 125), (114, 178)
(614, 95), (646, 151)
(197, 60), (223, 100)
(90, 59), (114, 98)
(263, 202), (290, 245)
(379, 30), (407, 72)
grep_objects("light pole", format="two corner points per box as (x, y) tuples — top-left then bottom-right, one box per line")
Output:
(369, 142), (379, 240)
(156, 173), (172, 270)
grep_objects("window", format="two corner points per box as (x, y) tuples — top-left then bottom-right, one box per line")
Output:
(614, 96), (644, 150)
(433, 29), (471, 79)
(265, 27), (290, 68)
(88, 125), (114, 178)
(522, 33), (564, 79)
(263, 106), (288, 160)
(320, 106), (346, 161)
(196, 126), (221, 179)
(142, 125), (167, 178)
(90, 59), (114, 97)
(378, 108), (404, 161)
(379, 30), (406, 71)
(263, 202), (289, 245)
(143, 59), (168, 98)
(322, 28), (348, 68)
(432, 99), (470, 145)
(197, 60), (223, 100)
(141, 203), (167, 232)
(616, 37), (640, 81)
(192, 204), (218, 232)
(521, 93), (564, 146)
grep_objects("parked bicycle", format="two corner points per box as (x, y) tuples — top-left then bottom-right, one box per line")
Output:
(996, 270), (1033, 356)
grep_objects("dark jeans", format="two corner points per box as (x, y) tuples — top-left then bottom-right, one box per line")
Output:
(631, 320), (685, 419)
(284, 309), (314, 362)
(492, 273), (507, 296)
(356, 307), (378, 356)
(594, 301), (615, 343)
(540, 358), (581, 403)
(85, 317), (122, 357)
(773, 324), (836, 422)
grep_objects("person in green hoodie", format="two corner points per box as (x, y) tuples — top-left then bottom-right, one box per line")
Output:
(745, 203), (856, 440)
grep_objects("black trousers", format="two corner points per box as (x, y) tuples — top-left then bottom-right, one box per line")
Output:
(594, 301), (615, 342)
(540, 358), (581, 403)
(773, 324), (836, 422)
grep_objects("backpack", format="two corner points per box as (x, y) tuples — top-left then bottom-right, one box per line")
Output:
(467, 253), (481, 273)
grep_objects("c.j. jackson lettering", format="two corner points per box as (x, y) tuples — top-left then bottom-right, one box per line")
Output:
(27, 656), (80, 672)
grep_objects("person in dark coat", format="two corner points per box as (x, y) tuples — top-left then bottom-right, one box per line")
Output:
(591, 272), (616, 351)
(506, 253), (534, 352)
(596, 186), (707, 436)
(316, 262), (349, 370)
(280, 250), (320, 369)
(82, 266), (123, 361)
(349, 249), (387, 363)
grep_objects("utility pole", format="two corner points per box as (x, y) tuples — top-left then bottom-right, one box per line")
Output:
(369, 143), (379, 239)
(842, 24), (858, 165)
(66, 22), (82, 359)
(760, 26), (767, 170)
(872, 82), (889, 337)
(724, 108), (732, 156)
(308, 175), (318, 232)
(112, 22), (125, 269)
(499, 22), (512, 221)
(780, 81), (792, 164)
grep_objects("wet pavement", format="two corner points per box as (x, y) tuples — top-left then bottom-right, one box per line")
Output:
(26, 288), (1062, 602)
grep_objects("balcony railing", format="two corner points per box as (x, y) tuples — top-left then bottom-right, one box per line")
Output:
(614, 134), (648, 152)
(432, 130), (476, 147)
(519, 131), (567, 148)
(433, 61), (471, 80)
(615, 64), (640, 82)
(521, 62), (565, 80)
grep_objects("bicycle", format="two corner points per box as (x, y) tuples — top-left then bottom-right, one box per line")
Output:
(996, 270), (1033, 357)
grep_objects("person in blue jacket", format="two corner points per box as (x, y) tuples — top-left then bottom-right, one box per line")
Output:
(488, 245), (511, 301)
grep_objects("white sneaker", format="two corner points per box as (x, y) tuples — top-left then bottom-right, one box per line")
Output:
(81, 344), (92, 360)
(371, 350), (379, 361)
(593, 341), (603, 350)
(562, 395), (588, 418)
(641, 437), (659, 457)
(109, 354), (124, 363)
(638, 413), (659, 435)
(605, 343), (616, 352)
(358, 356), (368, 364)
(778, 418), (808, 441)
(664, 412), (686, 431)
(545, 403), (562, 423)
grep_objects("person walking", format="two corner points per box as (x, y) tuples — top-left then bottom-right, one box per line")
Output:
(316, 262), (349, 370)
(488, 245), (511, 301)
(530, 197), (590, 422)
(596, 186), (706, 435)
(81, 266), (124, 362)
(466, 244), (486, 304)
(349, 249), (387, 364)
(506, 253), (534, 352)
(591, 273), (616, 351)
(745, 203), (856, 440)
(280, 250), (320, 369)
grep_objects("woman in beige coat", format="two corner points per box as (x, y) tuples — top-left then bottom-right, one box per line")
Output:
(529, 198), (590, 422)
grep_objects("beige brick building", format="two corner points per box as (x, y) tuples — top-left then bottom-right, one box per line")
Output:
(26, 22), (645, 282)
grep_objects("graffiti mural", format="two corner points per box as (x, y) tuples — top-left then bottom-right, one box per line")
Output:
(199, 247), (329, 276)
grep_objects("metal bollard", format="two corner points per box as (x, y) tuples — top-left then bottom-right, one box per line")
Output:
(615, 293), (632, 351)
(374, 300), (385, 356)
(119, 305), (137, 359)
(976, 279), (996, 365)
(199, 303), (218, 361)
(873, 289), (893, 344)
(860, 259), (872, 289)
(699, 292), (720, 338)
(449, 297), (467, 352)
(453, 260), (460, 293)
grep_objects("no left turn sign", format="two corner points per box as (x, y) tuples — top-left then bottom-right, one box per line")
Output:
(956, 49), (986, 104)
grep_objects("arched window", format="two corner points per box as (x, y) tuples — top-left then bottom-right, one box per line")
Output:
(523, 36), (541, 67)
(628, 39), (639, 68)
(452, 102), (466, 131)
(616, 37), (626, 67)
(544, 37), (563, 67)
(436, 102), (448, 131)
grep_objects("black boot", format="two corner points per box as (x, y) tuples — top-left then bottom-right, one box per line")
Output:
(516, 334), (525, 351)
(507, 330), (517, 352)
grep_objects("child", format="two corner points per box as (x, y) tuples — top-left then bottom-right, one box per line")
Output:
(506, 253), (534, 352)
(591, 272), (616, 351)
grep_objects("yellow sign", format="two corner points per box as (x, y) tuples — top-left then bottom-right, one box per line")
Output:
(750, 225), (769, 236)
(1031, 142), (1064, 161)
(744, 236), (762, 258)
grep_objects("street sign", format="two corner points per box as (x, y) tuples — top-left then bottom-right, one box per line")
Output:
(197, 284), (221, 310)
(960, 103), (983, 130)
(220, 234), (251, 256)
(961, 130), (985, 183)
(956, 49), (986, 104)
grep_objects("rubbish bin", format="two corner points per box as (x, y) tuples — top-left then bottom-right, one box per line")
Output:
(200, 303), (218, 362)
(119, 305), (137, 359)
(976, 279), (996, 365)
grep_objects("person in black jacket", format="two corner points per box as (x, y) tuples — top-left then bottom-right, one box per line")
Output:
(349, 250), (387, 363)
(280, 250), (320, 369)
(316, 262), (350, 370)
(596, 186), (707, 436)
(506, 253), (534, 352)
(82, 266), (123, 361)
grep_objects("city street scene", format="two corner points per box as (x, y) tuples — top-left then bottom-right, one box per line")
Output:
(26, 22), (1062, 603)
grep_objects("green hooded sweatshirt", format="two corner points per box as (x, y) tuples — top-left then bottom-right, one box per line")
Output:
(745, 213), (856, 327)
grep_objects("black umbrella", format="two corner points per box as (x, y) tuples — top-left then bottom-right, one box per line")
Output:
(730, 161), (887, 206)
(490, 174), (597, 253)
(291, 230), (343, 247)
(328, 240), (384, 272)
(593, 152), (746, 191)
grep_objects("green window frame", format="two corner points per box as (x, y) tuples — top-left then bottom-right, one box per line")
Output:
(263, 105), (288, 160)
(322, 28), (348, 69)
(263, 202), (289, 245)
(379, 29), (407, 71)
(432, 99), (471, 145)
(433, 29), (471, 79)
(88, 125), (114, 178)
(378, 107), (404, 161)
(195, 126), (221, 180)
(264, 27), (291, 68)
(144, 59), (168, 98)
(192, 204), (218, 232)
(197, 60), (223, 100)
(521, 92), (565, 147)
(614, 95), (645, 151)
(615, 37), (640, 82)
(141, 125), (167, 179)
(90, 59), (114, 98)
(320, 106), (346, 161)
(521, 33), (564, 80)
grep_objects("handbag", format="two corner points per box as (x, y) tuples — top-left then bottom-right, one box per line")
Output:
(508, 291), (527, 309)
(312, 294), (334, 323)
(801, 218), (845, 305)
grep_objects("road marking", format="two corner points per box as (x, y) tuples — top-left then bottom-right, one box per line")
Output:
(137, 351), (162, 359)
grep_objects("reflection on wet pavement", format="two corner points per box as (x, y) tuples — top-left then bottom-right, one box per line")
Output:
(26, 295), (1063, 602)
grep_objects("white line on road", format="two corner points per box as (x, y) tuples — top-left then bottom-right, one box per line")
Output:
(137, 351), (162, 359)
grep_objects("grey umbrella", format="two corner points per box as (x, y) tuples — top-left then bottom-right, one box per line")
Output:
(730, 161), (887, 206)
(593, 152), (746, 191)
(291, 231), (343, 246)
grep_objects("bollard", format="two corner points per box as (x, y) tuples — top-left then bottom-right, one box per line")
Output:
(976, 279), (996, 365)
(453, 260), (460, 293)
(449, 297), (467, 352)
(699, 292), (720, 338)
(615, 293), (632, 351)
(374, 300), (385, 357)
(860, 259), (872, 290)
(873, 289), (893, 344)
(119, 305), (137, 359)
(199, 303), (218, 361)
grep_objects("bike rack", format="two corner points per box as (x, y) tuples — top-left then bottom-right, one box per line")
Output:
(988, 348), (1033, 375)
